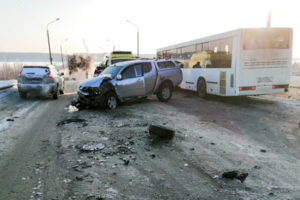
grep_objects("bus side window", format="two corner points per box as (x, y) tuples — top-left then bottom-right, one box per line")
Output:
(205, 60), (212, 68)
(193, 62), (201, 68)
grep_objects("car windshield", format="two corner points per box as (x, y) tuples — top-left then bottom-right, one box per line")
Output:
(21, 67), (49, 75)
(100, 64), (123, 78)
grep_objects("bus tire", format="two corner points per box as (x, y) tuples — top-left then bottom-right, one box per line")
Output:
(157, 82), (173, 102)
(197, 78), (207, 98)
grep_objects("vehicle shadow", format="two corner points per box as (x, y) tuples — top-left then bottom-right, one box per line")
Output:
(176, 88), (275, 107)
(23, 94), (57, 101)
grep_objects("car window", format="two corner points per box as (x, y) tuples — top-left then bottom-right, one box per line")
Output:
(158, 61), (175, 69)
(21, 67), (49, 75)
(134, 64), (143, 77)
(142, 63), (152, 74)
(122, 65), (136, 79)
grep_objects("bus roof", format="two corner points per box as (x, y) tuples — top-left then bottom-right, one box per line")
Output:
(157, 27), (292, 52)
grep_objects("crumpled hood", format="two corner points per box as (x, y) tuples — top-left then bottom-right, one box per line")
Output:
(80, 76), (109, 88)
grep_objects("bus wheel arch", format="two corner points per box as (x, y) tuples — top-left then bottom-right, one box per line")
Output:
(197, 77), (207, 97)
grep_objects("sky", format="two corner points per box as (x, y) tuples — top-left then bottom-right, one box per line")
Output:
(0, 0), (299, 58)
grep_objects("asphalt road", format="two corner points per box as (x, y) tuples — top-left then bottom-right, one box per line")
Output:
(0, 81), (299, 199)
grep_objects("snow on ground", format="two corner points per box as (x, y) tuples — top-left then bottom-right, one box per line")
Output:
(290, 75), (300, 88)
(0, 100), (39, 133)
(0, 80), (16, 90)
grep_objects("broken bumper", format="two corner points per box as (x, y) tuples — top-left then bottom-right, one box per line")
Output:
(77, 90), (102, 106)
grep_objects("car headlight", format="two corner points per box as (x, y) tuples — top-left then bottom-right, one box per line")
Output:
(82, 87), (89, 92)
(80, 86), (100, 95)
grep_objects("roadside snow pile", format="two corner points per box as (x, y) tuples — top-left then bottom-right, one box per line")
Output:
(290, 76), (300, 88)
(0, 80), (16, 90)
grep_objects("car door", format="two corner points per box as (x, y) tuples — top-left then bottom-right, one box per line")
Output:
(50, 66), (59, 84)
(143, 62), (157, 95)
(115, 63), (145, 98)
(50, 66), (63, 90)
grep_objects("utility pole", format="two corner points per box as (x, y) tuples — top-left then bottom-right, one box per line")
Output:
(60, 38), (68, 68)
(126, 20), (139, 57)
(267, 9), (272, 27)
(46, 18), (60, 64)
(106, 39), (115, 51)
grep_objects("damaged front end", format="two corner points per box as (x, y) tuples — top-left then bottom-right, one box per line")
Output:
(76, 76), (114, 107)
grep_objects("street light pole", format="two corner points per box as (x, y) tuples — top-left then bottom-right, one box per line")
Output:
(267, 9), (272, 27)
(106, 39), (115, 51)
(60, 38), (68, 68)
(99, 46), (105, 53)
(46, 18), (60, 64)
(126, 20), (139, 57)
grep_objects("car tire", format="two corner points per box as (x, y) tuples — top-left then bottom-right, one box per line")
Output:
(19, 92), (27, 99)
(157, 82), (173, 102)
(53, 86), (59, 100)
(197, 78), (206, 98)
(60, 83), (65, 94)
(103, 91), (117, 110)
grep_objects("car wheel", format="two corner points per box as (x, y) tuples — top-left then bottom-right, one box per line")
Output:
(157, 82), (173, 102)
(197, 78), (206, 98)
(53, 87), (59, 99)
(104, 92), (117, 110)
(60, 83), (65, 94)
(19, 92), (27, 99)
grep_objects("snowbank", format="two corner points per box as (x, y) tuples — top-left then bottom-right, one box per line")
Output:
(0, 80), (16, 90)
(290, 76), (300, 88)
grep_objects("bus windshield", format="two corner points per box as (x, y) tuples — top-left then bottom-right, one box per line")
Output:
(243, 29), (290, 50)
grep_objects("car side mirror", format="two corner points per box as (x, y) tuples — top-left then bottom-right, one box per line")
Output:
(116, 74), (122, 80)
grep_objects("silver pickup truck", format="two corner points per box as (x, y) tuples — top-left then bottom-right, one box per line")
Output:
(76, 59), (182, 109)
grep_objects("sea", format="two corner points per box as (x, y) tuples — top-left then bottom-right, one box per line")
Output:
(0, 52), (103, 63)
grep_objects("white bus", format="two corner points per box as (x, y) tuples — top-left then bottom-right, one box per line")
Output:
(157, 28), (293, 97)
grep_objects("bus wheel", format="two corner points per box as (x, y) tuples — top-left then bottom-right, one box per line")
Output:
(197, 78), (206, 97)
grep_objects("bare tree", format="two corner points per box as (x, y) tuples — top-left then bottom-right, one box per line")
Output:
(0, 63), (23, 80)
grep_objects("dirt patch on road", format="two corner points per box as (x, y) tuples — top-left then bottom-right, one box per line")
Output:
(269, 88), (300, 100)
(54, 91), (300, 199)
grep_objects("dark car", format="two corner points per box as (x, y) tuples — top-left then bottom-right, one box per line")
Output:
(93, 64), (106, 77)
(17, 65), (64, 99)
